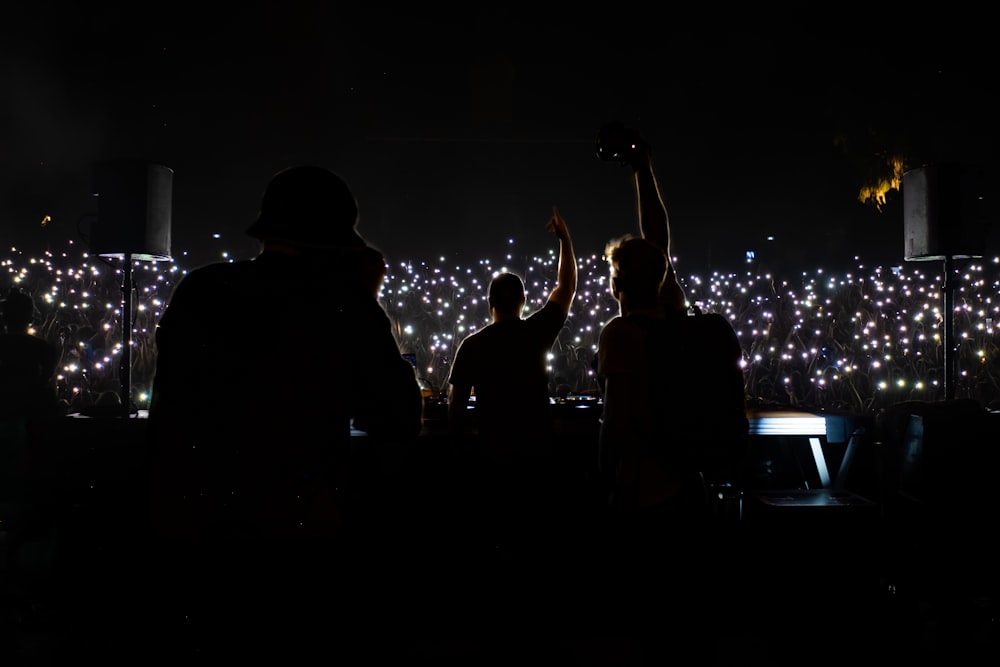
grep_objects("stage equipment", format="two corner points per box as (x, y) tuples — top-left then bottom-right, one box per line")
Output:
(91, 159), (174, 418)
(903, 163), (988, 400)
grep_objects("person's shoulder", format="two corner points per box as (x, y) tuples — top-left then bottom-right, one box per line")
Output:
(694, 310), (729, 324)
(0, 334), (57, 375)
(29, 333), (57, 351)
(333, 243), (385, 262)
(685, 310), (742, 356)
(601, 314), (630, 330)
(526, 300), (567, 330)
(535, 300), (568, 318)
(186, 258), (243, 274)
(599, 315), (639, 342)
(1, 331), (53, 348)
(173, 259), (247, 286)
(689, 310), (737, 335)
(32, 335), (59, 369)
(456, 325), (489, 349)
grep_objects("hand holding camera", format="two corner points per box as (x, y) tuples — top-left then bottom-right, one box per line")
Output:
(595, 121), (650, 169)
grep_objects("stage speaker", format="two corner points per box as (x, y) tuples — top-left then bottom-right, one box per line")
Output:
(91, 160), (173, 261)
(903, 163), (989, 261)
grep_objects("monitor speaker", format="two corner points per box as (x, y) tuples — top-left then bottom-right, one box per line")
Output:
(91, 160), (173, 261)
(903, 163), (989, 261)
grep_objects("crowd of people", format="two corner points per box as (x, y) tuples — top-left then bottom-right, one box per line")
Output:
(2, 227), (998, 416)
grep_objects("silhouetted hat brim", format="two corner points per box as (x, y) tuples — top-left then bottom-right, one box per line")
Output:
(246, 165), (364, 248)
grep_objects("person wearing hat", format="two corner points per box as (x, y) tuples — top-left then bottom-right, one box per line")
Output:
(140, 164), (426, 653)
(147, 164), (422, 537)
(140, 167), (424, 655)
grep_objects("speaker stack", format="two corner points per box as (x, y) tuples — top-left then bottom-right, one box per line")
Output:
(88, 159), (174, 418)
(902, 162), (988, 262)
(903, 162), (993, 401)
(91, 160), (173, 261)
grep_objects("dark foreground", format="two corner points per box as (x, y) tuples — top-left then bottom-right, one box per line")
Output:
(2, 400), (998, 665)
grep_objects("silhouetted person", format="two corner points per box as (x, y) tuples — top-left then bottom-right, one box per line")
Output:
(594, 124), (748, 649)
(0, 289), (62, 600)
(447, 207), (577, 553)
(596, 122), (747, 520)
(0, 289), (61, 424)
(148, 165), (422, 541)
(143, 165), (423, 661)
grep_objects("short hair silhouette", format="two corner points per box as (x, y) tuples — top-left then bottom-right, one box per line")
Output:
(2, 290), (35, 331)
(605, 235), (666, 301)
(488, 272), (526, 316)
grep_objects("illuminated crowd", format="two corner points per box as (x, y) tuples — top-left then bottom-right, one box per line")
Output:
(4, 237), (999, 416)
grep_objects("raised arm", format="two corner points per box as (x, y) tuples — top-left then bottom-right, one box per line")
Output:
(631, 147), (669, 252)
(631, 143), (686, 311)
(545, 206), (577, 316)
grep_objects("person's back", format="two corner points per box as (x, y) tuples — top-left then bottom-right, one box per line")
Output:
(623, 307), (748, 499)
(0, 289), (62, 578)
(595, 123), (748, 660)
(448, 209), (576, 460)
(449, 300), (560, 451)
(140, 166), (426, 661)
(447, 208), (576, 554)
(147, 166), (423, 543)
(0, 289), (61, 423)
(675, 308), (748, 489)
(596, 124), (748, 519)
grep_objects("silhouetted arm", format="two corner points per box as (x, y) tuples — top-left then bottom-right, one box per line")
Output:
(632, 147), (686, 311)
(546, 206), (577, 316)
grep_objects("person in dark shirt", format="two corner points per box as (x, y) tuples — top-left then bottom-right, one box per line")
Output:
(139, 164), (426, 661)
(448, 208), (576, 451)
(595, 122), (747, 519)
(447, 207), (577, 552)
(147, 165), (423, 542)
(595, 124), (749, 659)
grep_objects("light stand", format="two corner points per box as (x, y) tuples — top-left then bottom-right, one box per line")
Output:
(91, 160), (173, 418)
(941, 255), (958, 401)
(902, 163), (986, 402)
(117, 253), (136, 419)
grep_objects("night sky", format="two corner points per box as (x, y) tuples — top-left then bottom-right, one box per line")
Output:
(3, 5), (996, 274)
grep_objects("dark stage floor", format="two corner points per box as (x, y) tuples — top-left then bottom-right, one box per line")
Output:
(3, 406), (999, 665)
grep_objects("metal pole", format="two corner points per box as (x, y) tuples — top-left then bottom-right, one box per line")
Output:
(120, 253), (133, 418)
(943, 255), (956, 401)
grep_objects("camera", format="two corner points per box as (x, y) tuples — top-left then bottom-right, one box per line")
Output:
(595, 121), (646, 166)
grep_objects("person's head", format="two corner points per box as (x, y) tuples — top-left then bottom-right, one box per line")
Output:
(2, 289), (35, 333)
(246, 165), (364, 252)
(604, 235), (665, 308)
(488, 272), (526, 320)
